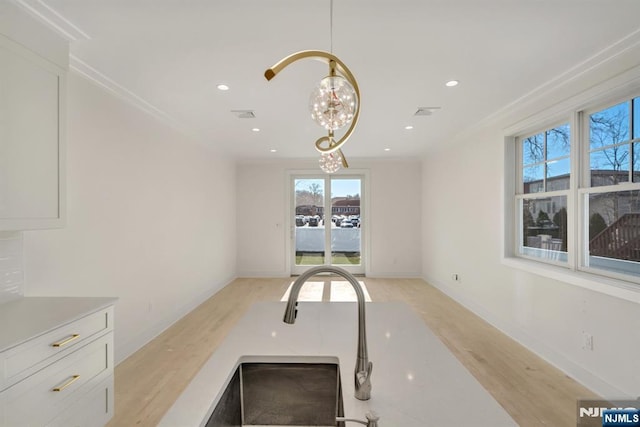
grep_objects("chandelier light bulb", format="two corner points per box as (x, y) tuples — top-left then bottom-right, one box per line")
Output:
(319, 151), (342, 173)
(309, 75), (358, 131)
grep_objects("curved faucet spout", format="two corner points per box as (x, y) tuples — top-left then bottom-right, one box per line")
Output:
(283, 265), (372, 400)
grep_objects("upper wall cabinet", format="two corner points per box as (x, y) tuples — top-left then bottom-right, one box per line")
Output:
(0, 34), (66, 230)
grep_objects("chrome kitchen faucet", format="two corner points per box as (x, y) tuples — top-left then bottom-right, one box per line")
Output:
(282, 265), (373, 401)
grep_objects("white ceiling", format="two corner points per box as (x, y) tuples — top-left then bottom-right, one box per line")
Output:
(18, 0), (640, 162)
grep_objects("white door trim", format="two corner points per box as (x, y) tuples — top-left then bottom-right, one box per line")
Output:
(285, 169), (370, 276)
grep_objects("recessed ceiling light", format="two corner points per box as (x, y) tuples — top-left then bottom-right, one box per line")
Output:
(445, 80), (459, 87)
(252, 128), (260, 132)
(384, 148), (391, 152)
(405, 125), (414, 130)
(217, 84), (229, 91)
(270, 149), (277, 153)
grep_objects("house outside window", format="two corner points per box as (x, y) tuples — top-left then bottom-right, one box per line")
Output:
(514, 95), (640, 283)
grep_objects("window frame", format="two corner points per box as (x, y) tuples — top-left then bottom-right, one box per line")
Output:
(578, 96), (640, 281)
(515, 118), (574, 268)
(285, 168), (370, 277)
(510, 93), (640, 287)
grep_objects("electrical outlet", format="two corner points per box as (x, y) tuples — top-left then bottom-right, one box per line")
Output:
(451, 273), (460, 282)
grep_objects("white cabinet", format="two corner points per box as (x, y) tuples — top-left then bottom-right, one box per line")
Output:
(0, 34), (65, 231)
(0, 298), (116, 427)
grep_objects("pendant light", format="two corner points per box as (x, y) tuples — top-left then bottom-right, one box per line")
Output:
(264, 0), (360, 173)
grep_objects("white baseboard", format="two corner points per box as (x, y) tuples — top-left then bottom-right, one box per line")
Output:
(237, 271), (289, 278)
(114, 275), (236, 364)
(366, 271), (422, 278)
(422, 273), (628, 399)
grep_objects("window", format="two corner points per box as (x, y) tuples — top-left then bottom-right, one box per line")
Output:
(514, 95), (640, 283)
(589, 100), (632, 186)
(291, 175), (365, 275)
(583, 97), (640, 278)
(517, 123), (570, 263)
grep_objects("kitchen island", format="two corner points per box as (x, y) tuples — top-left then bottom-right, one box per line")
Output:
(160, 301), (517, 426)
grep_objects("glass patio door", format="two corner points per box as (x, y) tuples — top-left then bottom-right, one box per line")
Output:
(292, 175), (364, 275)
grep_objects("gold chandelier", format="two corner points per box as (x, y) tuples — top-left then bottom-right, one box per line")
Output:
(263, 2), (360, 173)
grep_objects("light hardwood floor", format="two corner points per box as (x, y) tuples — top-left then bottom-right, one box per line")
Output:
(106, 277), (598, 427)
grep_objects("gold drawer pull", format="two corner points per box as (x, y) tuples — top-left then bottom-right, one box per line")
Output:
(52, 375), (80, 392)
(51, 334), (80, 347)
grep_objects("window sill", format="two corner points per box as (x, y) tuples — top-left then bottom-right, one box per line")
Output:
(501, 257), (640, 304)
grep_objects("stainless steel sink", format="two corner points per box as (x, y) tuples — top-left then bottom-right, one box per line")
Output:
(205, 356), (345, 427)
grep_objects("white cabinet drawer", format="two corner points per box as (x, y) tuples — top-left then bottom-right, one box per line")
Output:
(0, 306), (113, 391)
(0, 333), (113, 427)
(47, 376), (113, 427)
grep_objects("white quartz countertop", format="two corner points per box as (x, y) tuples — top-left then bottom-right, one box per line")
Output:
(160, 301), (517, 427)
(0, 296), (118, 352)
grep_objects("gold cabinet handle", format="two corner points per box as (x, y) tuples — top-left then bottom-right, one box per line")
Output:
(51, 334), (80, 347)
(52, 375), (80, 392)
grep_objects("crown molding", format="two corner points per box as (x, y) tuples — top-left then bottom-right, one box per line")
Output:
(13, 0), (183, 129)
(12, 0), (90, 41)
(12, 0), (208, 146)
(446, 27), (640, 147)
(69, 54), (218, 149)
(70, 55), (179, 127)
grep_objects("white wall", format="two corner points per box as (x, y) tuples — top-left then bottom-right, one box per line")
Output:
(236, 159), (422, 277)
(236, 163), (288, 277)
(368, 160), (422, 277)
(421, 65), (640, 397)
(22, 73), (237, 363)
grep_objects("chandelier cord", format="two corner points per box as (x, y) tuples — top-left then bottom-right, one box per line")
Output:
(329, 0), (333, 54)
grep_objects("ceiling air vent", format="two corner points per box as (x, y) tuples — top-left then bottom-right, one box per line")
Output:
(231, 110), (256, 119)
(414, 107), (440, 116)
